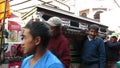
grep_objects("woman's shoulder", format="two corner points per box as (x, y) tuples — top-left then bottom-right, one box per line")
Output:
(22, 55), (33, 63)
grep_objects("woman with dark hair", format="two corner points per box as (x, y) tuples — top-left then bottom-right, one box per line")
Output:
(21, 21), (64, 68)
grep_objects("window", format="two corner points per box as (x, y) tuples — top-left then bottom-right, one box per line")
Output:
(81, 13), (87, 17)
(94, 11), (103, 19)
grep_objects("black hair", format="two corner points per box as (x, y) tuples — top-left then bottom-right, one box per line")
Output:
(88, 24), (99, 32)
(24, 21), (51, 49)
(111, 36), (117, 39)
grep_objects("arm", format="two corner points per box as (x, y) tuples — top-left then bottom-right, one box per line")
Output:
(99, 39), (106, 68)
(106, 41), (120, 49)
(106, 41), (120, 47)
(57, 38), (71, 68)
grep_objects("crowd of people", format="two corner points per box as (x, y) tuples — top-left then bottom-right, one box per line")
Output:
(11, 16), (120, 68)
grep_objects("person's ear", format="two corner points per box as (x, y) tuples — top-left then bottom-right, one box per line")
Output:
(34, 36), (41, 45)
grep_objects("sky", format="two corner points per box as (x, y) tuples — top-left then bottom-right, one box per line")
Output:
(100, 8), (120, 31)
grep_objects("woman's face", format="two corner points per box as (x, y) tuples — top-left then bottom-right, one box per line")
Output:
(11, 30), (18, 41)
(21, 28), (36, 54)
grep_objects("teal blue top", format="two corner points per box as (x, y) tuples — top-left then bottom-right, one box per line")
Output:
(21, 50), (64, 68)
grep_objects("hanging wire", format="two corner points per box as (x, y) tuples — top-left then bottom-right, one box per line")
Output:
(114, 0), (120, 8)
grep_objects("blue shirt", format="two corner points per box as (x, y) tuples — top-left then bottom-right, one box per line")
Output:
(82, 37), (106, 68)
(21, 50), (64, 68)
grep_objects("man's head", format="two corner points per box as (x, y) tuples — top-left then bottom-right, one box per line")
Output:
(46, 16), (62, 37)
(47, 16), (62, 27)
(110, 33), (119, 42)
(88, 24), (99, 39)
(21, 21), (51, 54)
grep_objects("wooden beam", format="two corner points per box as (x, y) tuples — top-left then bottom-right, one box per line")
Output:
(14, 5), (35, 11)
(10, 0), (31, 7)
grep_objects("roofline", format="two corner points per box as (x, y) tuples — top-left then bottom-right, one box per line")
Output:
(22, 5), (108, 28)
(36, 5), (108, 27)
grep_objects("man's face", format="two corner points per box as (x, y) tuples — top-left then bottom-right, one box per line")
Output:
(21, 28), (36, 54)
(88, 29), (98, 39)
(49, 26), (56, 37)
(110, 37), (117, 42)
